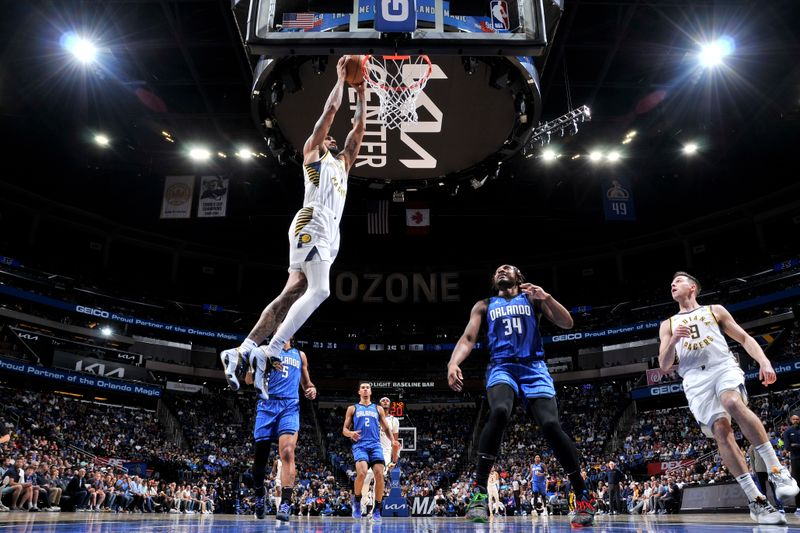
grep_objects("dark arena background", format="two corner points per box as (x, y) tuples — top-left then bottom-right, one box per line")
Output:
(1, 1), (800, 532)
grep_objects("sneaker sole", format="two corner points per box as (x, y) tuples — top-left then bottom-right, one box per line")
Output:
(220, 352), (240, 391)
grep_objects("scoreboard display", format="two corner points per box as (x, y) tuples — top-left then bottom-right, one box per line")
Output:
(388, 401), (406, 418)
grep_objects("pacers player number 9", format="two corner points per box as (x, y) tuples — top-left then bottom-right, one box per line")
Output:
(382, 0), (410, 21)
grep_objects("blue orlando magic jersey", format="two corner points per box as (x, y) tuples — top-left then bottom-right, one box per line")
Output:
(353, 403), (381, 445)
(486, 294), (544, 361)
(257, 347), (302, 400)
(531, 462), (546, 484)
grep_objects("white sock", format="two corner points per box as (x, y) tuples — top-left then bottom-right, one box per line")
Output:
(240, 338), (258, 354)
(736, 473), (764, 501)
(754, 442), (781, 472)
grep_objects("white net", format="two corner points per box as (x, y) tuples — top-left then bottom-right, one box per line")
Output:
(362, 55), (432, 130)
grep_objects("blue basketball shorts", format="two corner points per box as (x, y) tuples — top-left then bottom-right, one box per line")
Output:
(253, 398), (300, 442)
(486, 359), (555, 401)
(352, 441), (385, 465)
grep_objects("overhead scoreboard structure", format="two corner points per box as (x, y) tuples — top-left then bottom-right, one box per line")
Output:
(231, 1), (565, 186)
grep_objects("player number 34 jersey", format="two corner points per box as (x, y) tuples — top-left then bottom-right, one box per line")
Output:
(486, 294), (545, 361)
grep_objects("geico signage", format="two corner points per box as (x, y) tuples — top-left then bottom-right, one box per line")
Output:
(334, 272), (459, 304)
(650, 383), (684, 396)
(75, 305), (110, 318)
(550, 333), (583, 342)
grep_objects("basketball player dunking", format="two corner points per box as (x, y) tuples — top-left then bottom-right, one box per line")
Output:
(362, 396), (400, 515)
(245, 339), (316, 522)
(343, 383), (399, 524)
(221, 56), (367, 386)
(658, 272), (798, 525)
(447, 265), (595, 526)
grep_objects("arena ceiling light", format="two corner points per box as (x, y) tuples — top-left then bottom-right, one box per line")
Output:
(93, 134), (110, 147)
(236, 148), (254, 160)
(699, 37), (735, 68)
(189, 147), (211, 161)
(61, 32), (97, 64)
(542, 149), (558, 162)
(606, 151), (621, 163)
(101, 327), (113, 336)
(683, 142), (699, 155)
(589, 151), (604, 162)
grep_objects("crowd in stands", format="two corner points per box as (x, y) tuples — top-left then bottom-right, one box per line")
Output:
(2, 377), (800, 517)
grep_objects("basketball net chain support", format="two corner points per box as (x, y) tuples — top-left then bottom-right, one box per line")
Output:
(526, 105), (591, 150)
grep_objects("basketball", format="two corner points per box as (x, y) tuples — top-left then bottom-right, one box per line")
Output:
(344, 55), (365, 86)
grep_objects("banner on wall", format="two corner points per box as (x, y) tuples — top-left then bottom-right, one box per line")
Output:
(161, 176), (194, 219)
(197, 176), (229, 218)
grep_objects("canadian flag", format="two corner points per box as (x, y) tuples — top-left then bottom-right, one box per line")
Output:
(405, 203), (430, 235)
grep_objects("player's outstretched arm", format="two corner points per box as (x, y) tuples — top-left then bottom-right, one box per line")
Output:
(447, 299), (487, 391)
(339, 82), (367, 173)
(303, 57), (347, 163)
(299, 351), (317, 400)
(713, 304), (776, 386)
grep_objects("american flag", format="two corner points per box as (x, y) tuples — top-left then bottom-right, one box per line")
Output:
(367, 200), (389, 235)
(282, 12), (322, 29)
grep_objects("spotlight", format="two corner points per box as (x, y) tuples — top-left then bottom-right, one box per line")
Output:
(542, 149), (557, 162)
(589, 151), (603, 162)
(607, 151), (621, 162)
(189, 147), (211, 161)
(699, 37), (734, 68)
(236, 148), (254, 159)
(101, 327), (112, 337)
(94, 134), (110, 147)
(682, 143), (699, 155)
(62, 33), (97, 63)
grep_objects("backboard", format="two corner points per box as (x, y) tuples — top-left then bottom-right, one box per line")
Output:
(232, 1), (565, 185)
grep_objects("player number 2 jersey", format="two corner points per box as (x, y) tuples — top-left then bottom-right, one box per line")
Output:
(353, 403), (381, 446)
(487, 294), (544, 361)
(669, 305), (736, 375)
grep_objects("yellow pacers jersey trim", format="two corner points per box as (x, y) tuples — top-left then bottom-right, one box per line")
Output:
(294, 207), (313, 236)
(304, 161), (321, 187)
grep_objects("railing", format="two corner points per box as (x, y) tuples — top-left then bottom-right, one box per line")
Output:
(67, 444), (128, 474)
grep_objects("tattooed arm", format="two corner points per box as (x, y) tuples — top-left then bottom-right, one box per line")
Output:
(339, 82), (367, 173)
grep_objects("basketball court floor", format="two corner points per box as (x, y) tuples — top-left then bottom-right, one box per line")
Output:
(2, 513), (795, 533)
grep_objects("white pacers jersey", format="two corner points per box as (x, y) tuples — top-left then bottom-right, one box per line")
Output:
(302, 150), (348, 221)
(670, 306), (737, 376)
(290, 150), (348, 268)
(380, 415), (400, 459)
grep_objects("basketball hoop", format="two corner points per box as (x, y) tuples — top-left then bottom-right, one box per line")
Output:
(362, 55), (433, 130)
